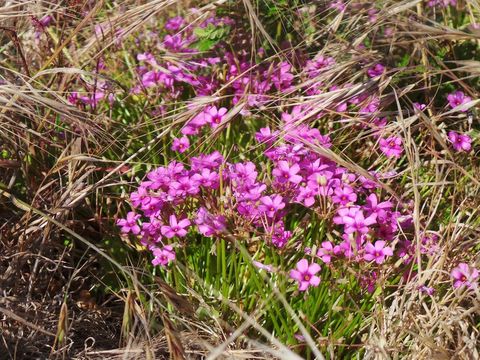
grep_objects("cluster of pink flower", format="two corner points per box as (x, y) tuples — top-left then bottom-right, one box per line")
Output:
(65, 9), (474, 158)
(98, 12), (476, 293)
(118, 99), (422, 292)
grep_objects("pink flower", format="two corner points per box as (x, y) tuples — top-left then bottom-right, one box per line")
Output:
(195, 207), (226, 237)
(305, 56), (335, 77)
(137, 52), (157, 66)
(384, 27), (395, 37)
(163, 34), (186, 51)
(152, 245), (176, 267)
(171, 136), (190, 153)
(256, 127), (279, 145)
(259, 194), (285, 218)
(294, 333), (306, 342)
(359, 97), (380, 114)
(342, 209), (377, 234)
(332, 186), (357, 205)
(451, 263), (479, 289)
(316, 241), (334, 264)
(368, 9), (379, 23)
(205, 106), (228, 128)
(365, 193), (393, 222)
(418, 285), (435, 296)
(165, 16), (184, 32)
(448, 131), (472, 152)
(272, 161), (302, 184)
(360, 271), (378, 293)
(79, 91), (105, 107)
(168, 176), (199, 197)
(447, 91), (472, 112)
(161, 214), (191, 238)
(290, 259), (321, 291)
(329, 0), (346, 12)
(413, 102), (426, 111)
(367, 64), (385, 78)
(428, 0), (456, 8)
(272, 62), (294, 90)
(38, 15), (52, 27)
(191, 168), (219, 188)
(117, 212), (141, 235)
(364, 241), (393, 264)
(336, 102), (348, 112)
(379, 136), (403, 158)
(268, 221), (292, 248)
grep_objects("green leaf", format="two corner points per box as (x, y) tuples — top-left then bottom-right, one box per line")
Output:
(193, 27), (207, 37)
(193, 39), (217, 51)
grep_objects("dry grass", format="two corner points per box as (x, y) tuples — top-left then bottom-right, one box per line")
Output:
(1, 0), (479, 359)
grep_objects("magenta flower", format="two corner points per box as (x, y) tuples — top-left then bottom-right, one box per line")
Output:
(332, 186), (357, 205)
(290, 259), (321, 291)
(165, 16), (184, 32)
(451, 263), (479, 289)
(336, 102), (347, 112)
(163, 34), (186, 51)
(384, 27), (394, 37)
(418, 285), (435, 296)
(161, 214), (191, 238)
(272, 161), (303, 184)
(171, 136), (190, 153)
(367, 64), (385, 78)
(191, 168), (219, 188)
(269, 221), (292, 248)
(364, 241), (393, 264)
(152, 245), (176, 267)
(428, 0), (456, 7)
(205, 106), (228, 128)
(360, 271), (378, 293)
(256, 127), (279, 145)
(368, 9), (379, 23)
(130, 186), (152, 207)
(306, 55), (335, 78)
(295, 186), (316, 207)
(232, 161), (258, 183)
(168, 176), (199, 197)
(448, 131), (472, 152)
(365, 193), (393, 222)
(117, 212), (141, 235)
(137, 52), (157, 66)
(79, 91), (105, 107)
(316, 241), (334, 264)
(329, 0), (346, 11)
(182, 112), (208, 135)
(342, 209), (377, 234)
(447, 91), (472, 111)
(195, 207), (226, 237)
(334, 206), (360, 224)
(272, 230), (291, 248)
(413, 102), (426, 111)
(272, 61), (294, 90)
(32, 15), (52, 31)
(379, 136), (403, 158)
(359, 97), (380, 114)
(259, 194), (285, 218)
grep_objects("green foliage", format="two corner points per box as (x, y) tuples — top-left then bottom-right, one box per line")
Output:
(192, 24), (231, 51)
